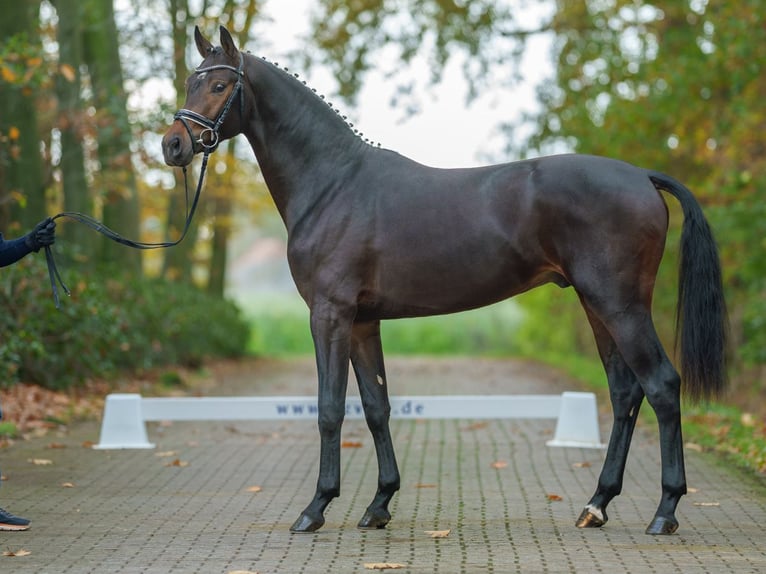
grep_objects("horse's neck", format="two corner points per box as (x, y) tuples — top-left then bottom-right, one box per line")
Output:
(243, 57), (367, 229)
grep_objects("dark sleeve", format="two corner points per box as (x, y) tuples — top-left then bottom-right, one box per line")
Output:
(0, 232), (33, 268)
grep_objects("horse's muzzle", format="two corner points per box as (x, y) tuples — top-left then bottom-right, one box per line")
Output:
(161, 124), (195, 167)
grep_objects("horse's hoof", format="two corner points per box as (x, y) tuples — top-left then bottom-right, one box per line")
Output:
(357, 508), (391, 529)
(290, 512), (325, 533)
(645, 516), (678, 535)
(575, 506), (607, 528)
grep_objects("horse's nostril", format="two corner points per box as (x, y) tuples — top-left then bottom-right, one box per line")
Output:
(170, 135), (181, 152)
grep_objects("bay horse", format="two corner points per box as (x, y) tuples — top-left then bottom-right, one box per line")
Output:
(162, 26), (728, 536)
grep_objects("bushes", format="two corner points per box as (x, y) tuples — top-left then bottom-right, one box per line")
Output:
(0, 257), (250, 390)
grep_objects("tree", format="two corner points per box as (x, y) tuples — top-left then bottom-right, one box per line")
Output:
(0, 0), (46, 232)
(82, 0), (142, 274)
(54, 0), (93, 261)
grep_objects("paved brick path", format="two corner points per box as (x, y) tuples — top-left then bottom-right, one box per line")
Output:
(1, 357), (764, 573)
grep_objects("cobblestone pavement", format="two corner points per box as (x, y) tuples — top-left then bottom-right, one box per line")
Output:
(1, 357), (764, 573)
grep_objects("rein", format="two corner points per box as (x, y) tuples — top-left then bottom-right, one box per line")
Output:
(44, 52), (245, 308)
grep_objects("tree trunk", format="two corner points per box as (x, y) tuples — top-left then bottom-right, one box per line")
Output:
(55, 0), (93, 262)
(162, 0), (197, 282)
(0, 0), (45, 232)
(82, 0), (141, 274)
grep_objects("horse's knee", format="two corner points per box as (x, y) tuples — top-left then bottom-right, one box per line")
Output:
(317, 406), (345, 436)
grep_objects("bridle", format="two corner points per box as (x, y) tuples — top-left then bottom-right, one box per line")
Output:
(43, 52), (246, 308)
(173, 51), (245, 152)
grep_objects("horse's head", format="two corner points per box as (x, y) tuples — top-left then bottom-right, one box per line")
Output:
(162, 26), (245, 167)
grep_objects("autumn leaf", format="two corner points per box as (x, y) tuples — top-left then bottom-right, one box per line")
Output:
(572, 461), (591, 468)
(0, 65), (16, 83)
(341, 440), (363, 448)
(424, 529), (451, 538)
(47, 442), (67, 449)
(164, 458), (189, 467)
(28, 458), (53, 465)
(245, 486), (262, 493)
(490, 461), (508, 469)
(3, 549), (32, 557)
(693, 502), (720, 507)
(685, 442), (704, 452)
(687, 487), (699, 494)
(82, 441), (95, 448)
(59, 64), (76, 82)
(8, 126), (20, 141)
(414, 483), (437, 489)
(461, 422), (488, 431)
(547, 494), (563, 501)
(227, 571), (259, 574)
(155, 450), (178, 457)
(61, 482), (75, 488)
(363, 563), (406, 570)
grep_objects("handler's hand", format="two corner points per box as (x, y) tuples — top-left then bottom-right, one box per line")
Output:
(24, 217), (56, 252)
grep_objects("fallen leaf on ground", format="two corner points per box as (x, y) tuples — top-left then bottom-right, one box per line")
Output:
(461, 422), (488, 431)
(155, 450), (178, 457)
(414, 483), (437, 489)
(547, 494), (563, 501)
(572, 461), (591, 468)
(61, 482), (75, 488)
(227, 570), (259, 574)
(28, 458), (53, 465)
(424, 529), (451, 538)
(363, 563), (406, 570)
(342, 441), (363, 448)
(245, 486), (262, 493)
(685, 442), (703, 452)
(693, 501), (720, 507)
(3, 549), (32, 557)
(164, 458), (189, 467)
(47, 442), (67, 449)
(491, 461), (508, 469)
(687, 487), (699, 493)
(81, 441), (95, 448)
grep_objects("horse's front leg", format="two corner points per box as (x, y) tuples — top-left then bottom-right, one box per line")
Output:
(290, 303), (354, 533)
(350, 321), (400, 529)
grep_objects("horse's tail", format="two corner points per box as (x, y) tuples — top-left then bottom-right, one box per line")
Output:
(648, 172), (729, 403)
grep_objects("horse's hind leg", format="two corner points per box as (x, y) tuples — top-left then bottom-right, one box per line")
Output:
(583, 300), (686, 535)
(576, 308), (645, 529)
(350, 321), (401, 528)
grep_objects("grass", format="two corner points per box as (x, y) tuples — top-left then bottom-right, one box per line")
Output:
(241, 292), (524, 357)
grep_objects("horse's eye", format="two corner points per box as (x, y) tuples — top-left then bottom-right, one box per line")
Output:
(213, 83), (225, 93)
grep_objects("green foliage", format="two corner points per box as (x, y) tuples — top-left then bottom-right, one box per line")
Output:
(0, 257), (250, 390)
(683, 404), (766, 475)
(244, 293), (523, 357)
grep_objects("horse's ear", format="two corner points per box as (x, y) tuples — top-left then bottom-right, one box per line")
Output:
(219, 26), (239, 59)
(194, 25), (214, 58)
